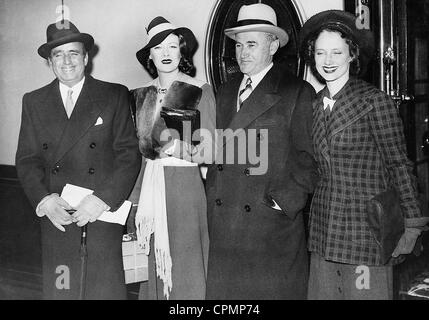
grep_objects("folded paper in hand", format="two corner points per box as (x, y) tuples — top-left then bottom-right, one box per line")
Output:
(60, 183), (131, 225)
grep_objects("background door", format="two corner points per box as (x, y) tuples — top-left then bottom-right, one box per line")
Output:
(206, 0), (304, 93)
(345, 0), (429, 299)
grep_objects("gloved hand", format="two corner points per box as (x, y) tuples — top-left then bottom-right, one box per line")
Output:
(162, 139), (195, 162)
(37, 193), (73, 232)
(72, 194), (110, 227)
(392, 227), (422, 257)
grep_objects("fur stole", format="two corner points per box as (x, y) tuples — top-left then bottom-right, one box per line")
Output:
(131, 81), (202, 159)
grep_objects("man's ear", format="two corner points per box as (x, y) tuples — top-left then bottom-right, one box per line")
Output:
(269, 39), (280, 56)
(84, 52), (89, 66)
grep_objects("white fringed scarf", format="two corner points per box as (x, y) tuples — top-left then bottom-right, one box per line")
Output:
(135, 157), (197, 299)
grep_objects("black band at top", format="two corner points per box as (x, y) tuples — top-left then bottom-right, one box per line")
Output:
(234, 19), (275, 27)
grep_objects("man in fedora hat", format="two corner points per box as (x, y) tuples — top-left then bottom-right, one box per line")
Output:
(205, 3), (318, 299)
(16, 20), (141, 299)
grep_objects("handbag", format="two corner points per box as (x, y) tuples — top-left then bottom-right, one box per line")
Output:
(366, 188), (405, 264)
(122, 233), (148, 284)
(160, 107), (200, 145)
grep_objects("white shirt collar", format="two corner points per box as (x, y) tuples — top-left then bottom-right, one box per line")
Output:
(59, 76), (86, 107)
(323, 96), (336, 111)
(240, 62), (273, 91)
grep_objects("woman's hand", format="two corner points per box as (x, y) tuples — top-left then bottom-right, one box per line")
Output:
(392, 228), (422, 257)
(161, 139), (195, 162)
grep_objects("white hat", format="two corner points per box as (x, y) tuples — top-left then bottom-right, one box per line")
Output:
(224, 3), (289, 47)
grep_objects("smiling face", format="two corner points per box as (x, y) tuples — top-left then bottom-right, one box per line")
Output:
(314, 30), (353, 85)
(149, 33), (181, 75)
(49, 42), (88, 87)
(235, 31), (279, 76)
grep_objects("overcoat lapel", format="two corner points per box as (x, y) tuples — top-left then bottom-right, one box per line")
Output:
(219, 78), (241, 130)
(313, 99), (330, 165)
(36, 79), (69, 143)
(53, 76), (103, 163)
(327, 93), (373, 139)
(223, 67), (283, 146)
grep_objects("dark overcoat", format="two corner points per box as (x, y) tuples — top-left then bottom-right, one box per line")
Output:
(15, 76), (141, 299)
(205, 65), (317, 299)
(308, 78), (422, 266)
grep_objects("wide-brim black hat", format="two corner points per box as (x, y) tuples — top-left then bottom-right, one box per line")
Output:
(299, 10), (375, 70)
(136, 16), (198, 66)
(38, 20), (94, 59)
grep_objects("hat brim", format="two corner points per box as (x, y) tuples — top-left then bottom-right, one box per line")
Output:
(136, 27), (197, 66)
(38, 33), (94, 59)
(299, 10), (375, 74)
(224, 24), (289, 47)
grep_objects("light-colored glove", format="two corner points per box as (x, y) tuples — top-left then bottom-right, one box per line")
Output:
(72, 194), (110, 227)
(36, 193), (73, 232)
(162, 139), (195, 162)
(392, 227), (422, 257)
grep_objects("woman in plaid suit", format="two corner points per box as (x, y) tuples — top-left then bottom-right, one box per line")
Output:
(300, 10), (429, 299)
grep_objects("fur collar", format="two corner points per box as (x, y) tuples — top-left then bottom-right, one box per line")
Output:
(131, 81), (202, 159)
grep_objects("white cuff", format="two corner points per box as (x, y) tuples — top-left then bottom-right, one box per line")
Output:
(164, 139), (179, 156)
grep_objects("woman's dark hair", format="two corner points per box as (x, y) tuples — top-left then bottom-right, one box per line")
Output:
(145, 32), (196, 78)
(304, 28), (361, 83)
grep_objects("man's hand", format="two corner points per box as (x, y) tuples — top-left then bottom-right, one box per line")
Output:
(392, 228), (422, 257)
(37, 193), (73, 232)
(72, 194), (110, 227)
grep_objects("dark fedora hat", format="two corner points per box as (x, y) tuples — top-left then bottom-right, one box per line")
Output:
(136, 16), (198, 66)
(299, 10), (375, 68)
(38, 20), (94, 59)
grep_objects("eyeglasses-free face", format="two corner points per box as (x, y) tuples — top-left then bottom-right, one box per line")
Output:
(314, 30), (353, 85)
(49, 42), (88, 87)
(149, 33), (181, 75)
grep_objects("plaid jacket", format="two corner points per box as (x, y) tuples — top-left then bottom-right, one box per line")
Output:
(308, 77), (421, 266)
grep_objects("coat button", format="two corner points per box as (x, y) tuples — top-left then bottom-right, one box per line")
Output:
(244, 205), (251, 212)
(215, 199), (222, 206)
(90, 142), (96, 149)
(51, 166), (59, 174)
(42, 143), (48, 150)
(88, 168), (95, 174)
(244, 168), (250, 176)
(217, 164), (223, 171)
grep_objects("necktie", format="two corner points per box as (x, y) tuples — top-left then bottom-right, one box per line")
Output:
(65, 89), (74, 118)
(323, 96), (336, 122)
(238, 77), (252, 111)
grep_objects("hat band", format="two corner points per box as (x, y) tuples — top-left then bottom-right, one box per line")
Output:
(235, 19), (275, 27)
(47, 29), (79, 42)
(325, 22), (353, 34)
(147, 22), (175, 42)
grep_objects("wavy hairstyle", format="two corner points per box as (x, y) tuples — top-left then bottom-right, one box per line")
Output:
(145, 32), (196, 78)
(304, 28), (361, 83)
